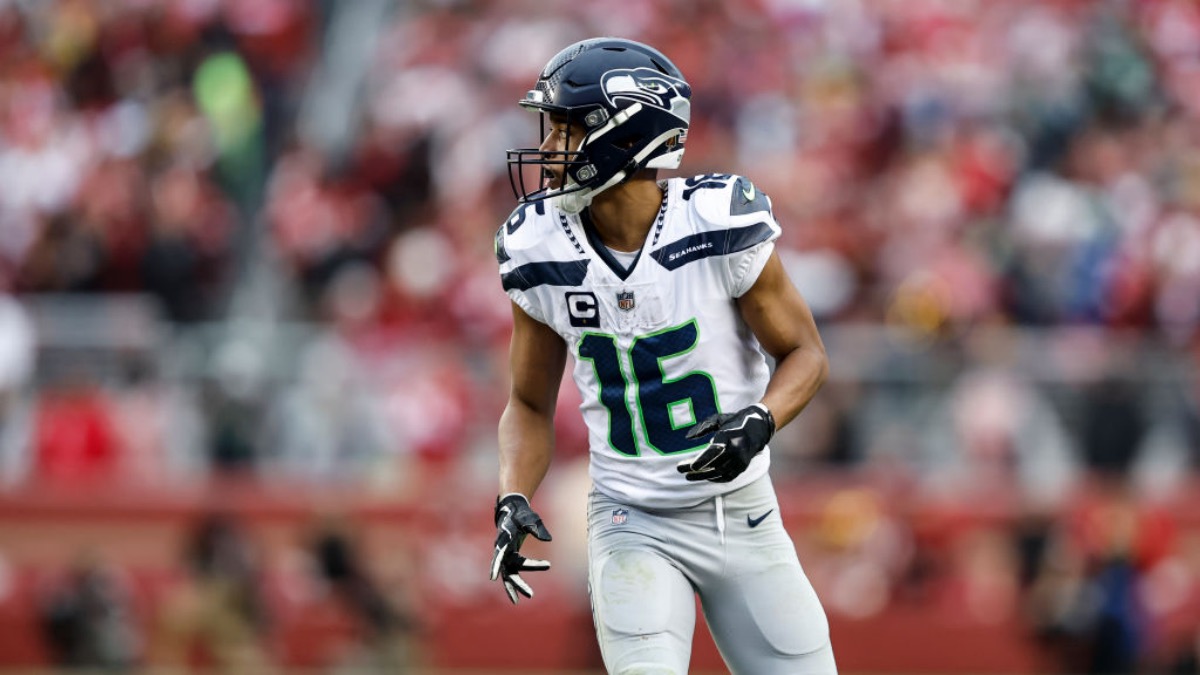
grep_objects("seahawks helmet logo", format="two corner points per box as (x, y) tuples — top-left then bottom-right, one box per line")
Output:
(601, 68), (691, 118)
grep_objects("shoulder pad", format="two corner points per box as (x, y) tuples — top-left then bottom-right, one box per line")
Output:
(494, 201), (551, 265)
(681, 174), (774, 230)
(650, 175), (779, 271)
(495, 201), (592, 293)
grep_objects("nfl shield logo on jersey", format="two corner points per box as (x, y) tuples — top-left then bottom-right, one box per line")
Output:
(611, 509), (629, 525)
(616, 291), (636, 312)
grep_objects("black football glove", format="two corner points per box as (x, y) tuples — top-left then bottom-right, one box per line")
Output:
(489, 493), (552, 604)
(676, 403), (776, 483)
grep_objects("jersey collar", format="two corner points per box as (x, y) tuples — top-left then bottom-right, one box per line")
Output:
(578, 186), (670, 282)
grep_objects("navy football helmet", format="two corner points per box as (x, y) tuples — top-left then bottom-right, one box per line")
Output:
(507, 38), (692, 213)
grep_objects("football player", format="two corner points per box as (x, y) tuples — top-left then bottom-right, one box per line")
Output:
(490, 37), (837, 674)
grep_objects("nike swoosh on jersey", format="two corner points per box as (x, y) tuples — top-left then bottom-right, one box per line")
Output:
(747, 509), (774, 528)
(742, 184), (755, 202)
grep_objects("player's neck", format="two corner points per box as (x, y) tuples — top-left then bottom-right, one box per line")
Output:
(585, 179), (664, 253)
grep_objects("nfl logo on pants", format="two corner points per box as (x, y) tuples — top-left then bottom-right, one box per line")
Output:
(616, 291), (635, 312)
(611, 509), (629, 525)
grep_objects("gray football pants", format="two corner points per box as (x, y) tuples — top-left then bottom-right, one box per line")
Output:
(587, 474), (837, 675)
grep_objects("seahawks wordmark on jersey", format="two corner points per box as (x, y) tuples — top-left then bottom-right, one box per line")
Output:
(497, 175), (781, 509)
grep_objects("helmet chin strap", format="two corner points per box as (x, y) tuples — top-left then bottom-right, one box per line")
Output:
(552, 127), (683, 214)
(553, 169), (624, 214)
(553, 188), (591, 215)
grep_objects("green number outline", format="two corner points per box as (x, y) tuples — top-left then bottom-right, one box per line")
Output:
(578, 320), (720, 457)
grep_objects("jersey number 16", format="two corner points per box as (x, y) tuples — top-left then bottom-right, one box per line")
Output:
(578, 320), (719, 456)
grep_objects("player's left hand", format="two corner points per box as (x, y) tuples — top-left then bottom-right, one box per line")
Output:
(490, 493), (553, 604)
(677, 403), (775, 483)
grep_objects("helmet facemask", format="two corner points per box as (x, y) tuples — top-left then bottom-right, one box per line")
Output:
(505, 104), (593, 213)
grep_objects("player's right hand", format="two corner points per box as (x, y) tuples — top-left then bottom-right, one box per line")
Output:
(490, 493), (553, 604)
(677, 403), (776, 483)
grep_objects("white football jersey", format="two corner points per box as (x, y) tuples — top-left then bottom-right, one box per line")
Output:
(496, 174), (782, 509)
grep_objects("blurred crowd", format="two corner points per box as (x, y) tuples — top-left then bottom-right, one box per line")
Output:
(1, 0), (1200, 672)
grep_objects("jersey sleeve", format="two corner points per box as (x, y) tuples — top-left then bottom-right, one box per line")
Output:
(728, 237), (774, 297)
(495, 203), (548, 324)
(694, 175), (782, 298)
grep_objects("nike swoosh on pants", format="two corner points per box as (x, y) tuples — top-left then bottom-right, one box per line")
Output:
(747, 509), (773, 528)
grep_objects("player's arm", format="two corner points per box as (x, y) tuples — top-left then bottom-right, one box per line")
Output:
(490, 300), (566, 603)
(737, 250), (828, 429)
(678, 250), (827, 482)
(499, 300), (567, 496)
